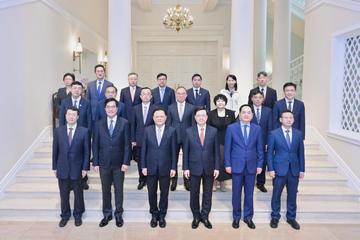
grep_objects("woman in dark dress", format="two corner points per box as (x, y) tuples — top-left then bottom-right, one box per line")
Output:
(208, 94), (236, 192)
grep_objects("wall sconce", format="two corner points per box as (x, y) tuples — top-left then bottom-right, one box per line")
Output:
(73, 37), (83, 74)
(99, 51), (109, 72)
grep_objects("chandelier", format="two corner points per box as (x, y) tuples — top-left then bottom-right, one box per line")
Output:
(163, 4), (194, 32)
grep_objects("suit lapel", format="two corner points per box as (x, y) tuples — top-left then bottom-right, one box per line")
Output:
(192, 126), (202, 147)
(278, 128), (290, 150)
(61, 126), (70, 148)
(112, 118), (121, 137)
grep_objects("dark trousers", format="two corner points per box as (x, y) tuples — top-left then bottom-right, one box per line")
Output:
(190, 174), (214, 219)
(99, 167), (125, 218)
(58, 178), (84, 220)
(147, 173), (171, 218)
(232, 172), (256, 221)
(256, 150), (267, 186)
(271, 170), (299, 220)
(134, 146), (146, 183)
(172, 144), (189, 186)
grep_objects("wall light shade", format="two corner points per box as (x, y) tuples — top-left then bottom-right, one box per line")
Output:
(73, 37), (83, 73)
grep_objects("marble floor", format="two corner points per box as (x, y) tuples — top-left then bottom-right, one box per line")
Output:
(0, 221), (359, 240)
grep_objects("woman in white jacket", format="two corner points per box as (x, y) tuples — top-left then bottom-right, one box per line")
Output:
(220, 74), (241, 117)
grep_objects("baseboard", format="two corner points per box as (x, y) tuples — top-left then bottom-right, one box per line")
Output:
(0, 125), (51, 194)
(307, 125), (360, 191)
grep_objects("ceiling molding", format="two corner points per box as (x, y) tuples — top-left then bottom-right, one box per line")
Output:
(305, 0), (360, 14)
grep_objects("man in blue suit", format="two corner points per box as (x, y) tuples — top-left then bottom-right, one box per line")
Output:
(183, 107), (220, 229)
(151, 73), (175, 110)
(141, 107), (177, 228)
(86, 64), (113, 123)
(250, 90), (273, 193)
(96, 85), (126, 120)
(267, 110), (305, 230)
(273, 82), (305, 139)
(131, 87), (156, 190)
(92, 98), (131, 228)
(186, 74), (211, 111)
(167, 86), (195, 191)
(225, 104), (264, 229)
(248, 71), (277, 109)
(52, 106), (90, 227)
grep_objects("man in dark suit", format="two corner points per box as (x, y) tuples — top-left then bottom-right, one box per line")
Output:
(224, 104), (264, 229)
(267, 110), (305, 230)
(167, 86), (195, 191)
(151, 73), (175, 110)
(273, 82), (305, 139)
(55, 73), (74, 118)
(131, 87), (156, 190)
(248, 71), (277, 109)
(141, 107), (177, 228)
(119, 72), (142, 123)
(52, 106), (90, 227)
(183, 107), (220, 229)
(96, 85), (126, 120)
(92, 98), (131, 228)
(186, 73), (211, 111)
(86, 64), (113, 123)
(250, 90), (273, 193)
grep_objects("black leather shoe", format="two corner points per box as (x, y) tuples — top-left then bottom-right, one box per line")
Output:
(232, 219), (240, 229)
(137, 181), (146, 190)
(256, 184), (267, 193)
(184, 182), (190, 191)
(159, 217), (166, 228)
(116, 216), (124, 227)
(244, 219), (256, 229)
(287, 219), (300, 230)
(74, 218), (82, 227)
(83, 182), (89, 190)
(191, 218), (200, 229)
(270, 218), (279, 228)
(99, 216), (112, 227)
(201, 218), (212, 229)
(59, 219), (68, 227)
(170, 179), (177, 191)
(150, 215), (158, 228)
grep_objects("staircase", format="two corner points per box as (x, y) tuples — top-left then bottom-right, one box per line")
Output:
(0, 127), (360, 223)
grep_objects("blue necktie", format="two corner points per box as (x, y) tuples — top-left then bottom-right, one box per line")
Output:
(97, 81), (102, 97)
(243, 125), (248, 145)
(195, 89), (199, 99)
(73, 100), (78, 108)
(160, 88), (165, 103)
(109, 120), (114, 136)
(256, 108), (260, 124)
(286, 130), (291, 149)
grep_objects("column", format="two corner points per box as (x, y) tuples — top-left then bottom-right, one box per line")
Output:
(108, 0), (132, 91)
(254, 0), (267, 81)
(272, 0), (291, 92)
(230, 0), (254, 104)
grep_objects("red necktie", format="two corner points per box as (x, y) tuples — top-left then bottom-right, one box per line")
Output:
(200, 128), (205, 146)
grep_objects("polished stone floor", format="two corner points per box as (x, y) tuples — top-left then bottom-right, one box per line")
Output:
(0, 221), (359, 240)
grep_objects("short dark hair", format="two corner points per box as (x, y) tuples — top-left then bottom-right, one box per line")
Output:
(63, 73), (75, 82)
(94, 64), (105, 72)
(152, 107), (167, 117)
(257, 71), (268, 78)
(104, 98), (119, 108)
(251, 89), (264, 98)
(65, 106), (80, 116)
(192, 73), (202, 81)
(225, 74), (238, 91)
(141, 87), (152, 93)
(105, 85), (118, 93)
(71, 81), (83, 88)
(283, 82), (297, 91)
(239, 104), (252, 113)
(194, 106), (208, 116)
(280, 110), (294, 118)
(213, 94), (228, 105)
(176, 86), (187, 92)
(156, 73), (167, 79)
(128, 72), (138, 77)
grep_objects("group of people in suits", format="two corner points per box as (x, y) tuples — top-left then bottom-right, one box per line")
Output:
(52, 66), (306, 230)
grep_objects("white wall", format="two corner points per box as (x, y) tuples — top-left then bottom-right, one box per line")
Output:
(302, 1), (360, 178)
(0, 1), (106, 181)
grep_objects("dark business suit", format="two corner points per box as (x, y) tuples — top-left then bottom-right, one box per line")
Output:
(52, 125), (90, 221)
(248, 86), (277, 109)
(86, 79), (113, 121)
(273, 98), (305, 139)
(55, 87), (71, 118)
(120, 86), (142, 123)
(183, 125), (220, 220)
(251, 106), (273, 186)
(131, 103), (156, 183)
(96, 100), (127, 120)
(166, 102), (195, 186)
(267, 127), (305, 220)
(92, 117), (131, 218)
(151, 87), (175, 110)
(59, 97), (92, 129)
(186, 88), (211, 111)
(141, 125), (177, 218)
(224, 122), (264, 221)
